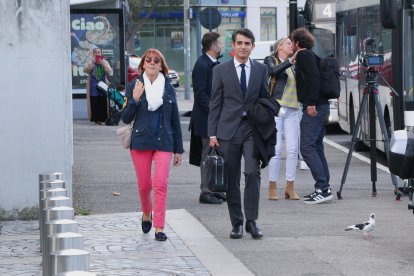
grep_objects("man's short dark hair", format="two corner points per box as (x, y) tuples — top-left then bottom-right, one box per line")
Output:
(290, 27), (314, 49)
(232, 28), (255, 45)
(201, 32), (221, 52)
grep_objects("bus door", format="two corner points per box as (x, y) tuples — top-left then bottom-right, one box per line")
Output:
(337, 9), (361, 134)
(336, 12), (349, 127)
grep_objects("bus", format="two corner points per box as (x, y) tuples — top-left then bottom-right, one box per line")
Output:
(335, 0), (414, 151)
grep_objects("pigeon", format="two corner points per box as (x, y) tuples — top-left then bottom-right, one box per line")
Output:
(345, 213), (375, 239)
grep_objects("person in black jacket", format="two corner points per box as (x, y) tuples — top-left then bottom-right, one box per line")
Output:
(264, 38), (301, 201)
(189, 32), (226, 204)
(291, 27), (333, 204)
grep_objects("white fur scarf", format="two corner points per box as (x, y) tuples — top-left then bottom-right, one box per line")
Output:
(143, 72), (165, 111)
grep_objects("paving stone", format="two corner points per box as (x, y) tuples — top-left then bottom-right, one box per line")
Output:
(0, 213), (210, 275)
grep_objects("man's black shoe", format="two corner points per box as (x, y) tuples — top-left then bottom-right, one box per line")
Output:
(230, 225), (243, 239)
(213, 192), (227, 202)
(199, 193), (223, 204)
(245, 220), (263, 239)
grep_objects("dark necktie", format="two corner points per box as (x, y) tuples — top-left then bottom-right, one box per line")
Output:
(240, 63), (246, 97)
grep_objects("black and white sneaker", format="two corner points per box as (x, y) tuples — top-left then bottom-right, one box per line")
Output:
(303, 190), (318, 200)
(303, 189), (333, 204)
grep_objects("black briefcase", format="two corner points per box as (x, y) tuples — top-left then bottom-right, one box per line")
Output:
(202, 147), (228, 192)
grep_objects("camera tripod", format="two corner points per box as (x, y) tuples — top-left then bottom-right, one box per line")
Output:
(337, 66), (400, 199)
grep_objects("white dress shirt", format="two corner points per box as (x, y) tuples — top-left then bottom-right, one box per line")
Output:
(233, 58), (251, 88)
(206, 53), (218, 63)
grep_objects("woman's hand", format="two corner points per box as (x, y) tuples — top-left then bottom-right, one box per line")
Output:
(133, 80), (145, 102)
(173, 153), (182, 166)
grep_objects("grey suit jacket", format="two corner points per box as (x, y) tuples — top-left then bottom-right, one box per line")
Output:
(208, 59), (269, 140)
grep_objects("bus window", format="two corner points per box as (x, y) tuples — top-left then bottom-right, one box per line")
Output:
(311, 28), (334, 57)
(403, 9), (414, 105)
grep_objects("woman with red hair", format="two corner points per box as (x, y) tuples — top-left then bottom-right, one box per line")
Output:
(121, 49), (184, 241)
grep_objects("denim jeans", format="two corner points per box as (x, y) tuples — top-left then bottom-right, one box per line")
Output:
(300, 104), (330, 191)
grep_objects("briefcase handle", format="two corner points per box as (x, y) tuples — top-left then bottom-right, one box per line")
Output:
(208, 146), (223, 157)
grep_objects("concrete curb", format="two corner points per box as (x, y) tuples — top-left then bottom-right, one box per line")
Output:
(167, 209), (254, 276)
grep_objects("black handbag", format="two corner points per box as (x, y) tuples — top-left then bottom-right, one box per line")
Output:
(202, 147), (228, 192)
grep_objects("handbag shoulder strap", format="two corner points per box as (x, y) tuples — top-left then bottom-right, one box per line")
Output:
(269, 56), (280, 95)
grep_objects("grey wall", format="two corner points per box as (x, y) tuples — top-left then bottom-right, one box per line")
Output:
(0, 0), (73, 217)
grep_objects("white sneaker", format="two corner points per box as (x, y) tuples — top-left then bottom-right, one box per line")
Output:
(300, 160), (309, 170)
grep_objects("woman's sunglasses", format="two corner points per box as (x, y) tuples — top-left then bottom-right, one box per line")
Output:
(145, 56), (161, 64)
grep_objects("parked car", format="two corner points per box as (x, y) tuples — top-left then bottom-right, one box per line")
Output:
(128, 55), (180, 88)
(166, 70), (180, 88)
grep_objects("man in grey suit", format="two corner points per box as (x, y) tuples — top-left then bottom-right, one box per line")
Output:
(208, 28), (269, 239)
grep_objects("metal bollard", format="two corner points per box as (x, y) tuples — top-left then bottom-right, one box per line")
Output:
(54, 272), (96, 276)
(41, 188), (68, 199)
(49, 249), (90, 275)
(43, 206), (75, 269)
(48, 232), (84, 254)
(43, 196), (73, 245)
(39, 190), (68, 252)
(39, 172), (64, 182)
(44, 196), (72, 210)
(39, 180), (66, 210)
(43, 219), (78, 276)
(39, 176), (65, 214)
(43, 205), (74, 234)
(48, 232), (84, 276)
(39, 179), (66, 251)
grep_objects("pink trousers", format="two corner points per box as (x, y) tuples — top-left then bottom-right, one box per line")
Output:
(130, 150), (172, 228)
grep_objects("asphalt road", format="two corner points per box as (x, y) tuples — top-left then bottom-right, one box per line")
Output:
(324, 124), (389, 167)
(73, 119), (414, 276)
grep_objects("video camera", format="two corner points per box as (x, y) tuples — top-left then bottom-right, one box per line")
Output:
(361, 37), (384, 67)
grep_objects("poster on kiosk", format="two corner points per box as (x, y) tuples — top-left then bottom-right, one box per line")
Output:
(70, 9), (125, 94)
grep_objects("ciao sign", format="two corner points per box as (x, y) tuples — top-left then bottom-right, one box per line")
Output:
(70, 9), (124, 91)
(72, 17), (106, 31)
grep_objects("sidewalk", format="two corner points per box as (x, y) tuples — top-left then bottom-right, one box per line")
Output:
(0, 210), (252, 275)
(176, 88), (194, 114)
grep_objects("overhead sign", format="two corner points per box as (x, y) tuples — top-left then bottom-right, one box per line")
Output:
(220, 11), (245, 18)
(313, 2), (336, 21)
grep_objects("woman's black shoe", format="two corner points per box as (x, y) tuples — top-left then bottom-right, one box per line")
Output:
(141, 216), (152, 234)
(155, 232), (167, 241)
